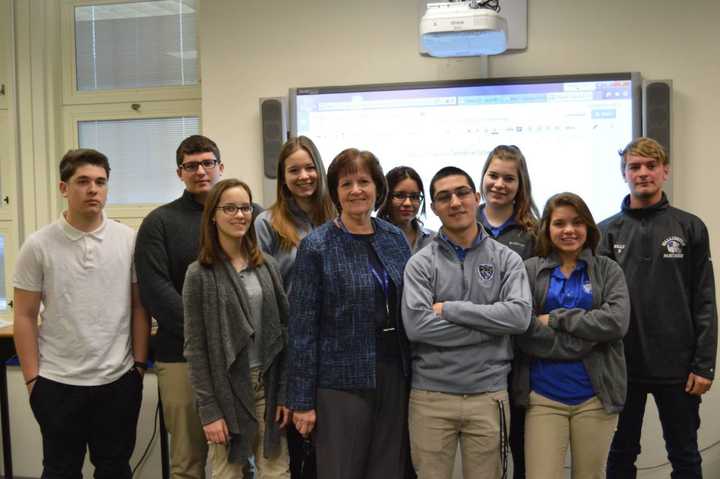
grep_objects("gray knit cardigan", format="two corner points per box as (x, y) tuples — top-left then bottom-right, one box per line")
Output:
(183, 254), (288, 463)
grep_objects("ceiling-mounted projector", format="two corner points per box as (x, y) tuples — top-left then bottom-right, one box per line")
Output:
(420, 1), (508, 57)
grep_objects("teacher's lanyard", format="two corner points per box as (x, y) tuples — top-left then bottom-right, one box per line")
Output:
(370, 265), (395, 332)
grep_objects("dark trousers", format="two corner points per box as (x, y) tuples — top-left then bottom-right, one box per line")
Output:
(315, 360), (409, 479)
(288, 423), (316, 478)
(607, 382), (702, 479)
(509, 400), (526, 479)
(29, 369), (143, 479)
(508, 370), (526, 479)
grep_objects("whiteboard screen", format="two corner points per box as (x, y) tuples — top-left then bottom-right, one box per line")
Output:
(292, 73), (640, 230)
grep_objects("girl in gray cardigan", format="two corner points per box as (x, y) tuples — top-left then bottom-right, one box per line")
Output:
(184, 179), (290, 478)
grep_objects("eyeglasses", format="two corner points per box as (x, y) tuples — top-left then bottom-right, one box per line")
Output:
(433, 187), (475, 204)
(216, 204), (253, 216)
(391, 192), (424, 203)
(179, 159), (220, 172)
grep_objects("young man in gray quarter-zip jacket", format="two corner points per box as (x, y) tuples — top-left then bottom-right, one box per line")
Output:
(402, 166), (532, 479)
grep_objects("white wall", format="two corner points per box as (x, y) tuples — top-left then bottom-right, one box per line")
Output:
(199, 0), (720, 477)
(198, 0), (489, 205)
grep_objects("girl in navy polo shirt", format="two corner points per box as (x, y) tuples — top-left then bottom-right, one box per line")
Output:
(513, 193), (630, 479)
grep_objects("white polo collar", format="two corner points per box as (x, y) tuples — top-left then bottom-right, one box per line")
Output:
(60, 212), (108, 241)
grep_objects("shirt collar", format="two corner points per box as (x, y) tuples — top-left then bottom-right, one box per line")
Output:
(621, 192), (669, 215)
(182, 189), (206, 211)
(551, 259), (587, 279)
(478, 206), (516, 237)
(60, 212), (108, 241)
(439, 223), (484, 252)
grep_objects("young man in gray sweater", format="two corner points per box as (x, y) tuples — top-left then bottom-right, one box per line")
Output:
(402, 166), (532, 479)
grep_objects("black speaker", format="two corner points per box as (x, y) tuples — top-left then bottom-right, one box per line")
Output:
(642, 80), (672, 155)
(260, 97), (288, 179)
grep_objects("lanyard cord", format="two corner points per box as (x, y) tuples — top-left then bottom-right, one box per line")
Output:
(370, 265), (393, 331)
(336, 217), (394, 331)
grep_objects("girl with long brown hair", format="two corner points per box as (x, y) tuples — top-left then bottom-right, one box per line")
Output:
(255, 136), (335, 291)
(184, 179), (290, 478)
(255, 136), (336, 478)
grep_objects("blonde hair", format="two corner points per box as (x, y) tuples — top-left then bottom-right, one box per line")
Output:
(619, 137), (668, 175)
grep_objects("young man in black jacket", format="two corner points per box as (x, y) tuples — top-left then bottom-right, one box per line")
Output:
(599, 137), (717, 479)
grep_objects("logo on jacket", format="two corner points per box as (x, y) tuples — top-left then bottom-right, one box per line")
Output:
(662, 236), (686, 258)
(613, 244), (626, 255)
(478, 264), (495, 281)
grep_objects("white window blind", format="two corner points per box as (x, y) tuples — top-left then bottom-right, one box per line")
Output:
(75, 0), (198, 91)
(78, 116), (200, 204)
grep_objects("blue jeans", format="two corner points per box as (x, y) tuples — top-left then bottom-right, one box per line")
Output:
(606, 382), (702, 479)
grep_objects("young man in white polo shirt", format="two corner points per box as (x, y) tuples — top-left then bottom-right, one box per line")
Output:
(12, 149), (150, 478)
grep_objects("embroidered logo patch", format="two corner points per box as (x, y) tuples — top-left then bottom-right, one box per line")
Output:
(662, 236), (686, 259)
(613, 243), (626, 255)
(478, 264), (495, 281)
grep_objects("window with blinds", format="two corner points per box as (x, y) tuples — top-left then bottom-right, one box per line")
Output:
(78, 116), (200, 204)
(74, 0), (198, 91)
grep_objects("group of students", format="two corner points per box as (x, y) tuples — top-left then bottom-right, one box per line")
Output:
(11, 133), (716, 479)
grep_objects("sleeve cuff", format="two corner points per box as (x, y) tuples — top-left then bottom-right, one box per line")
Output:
(548, 312), (562, 330)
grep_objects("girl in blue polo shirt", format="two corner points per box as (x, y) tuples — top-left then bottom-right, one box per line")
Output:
(514, 192), (630, 479)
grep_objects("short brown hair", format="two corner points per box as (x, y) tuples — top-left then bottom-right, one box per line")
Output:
(326, 148), (387, 212)
(536, 192), (600, 257)
(176, 135), (221, 167)
(618, 137), (668, 175)
(59, 149), (111, 182)
(198, 179), (264, 268)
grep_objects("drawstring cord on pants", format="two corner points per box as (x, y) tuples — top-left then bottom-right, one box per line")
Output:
(498, 398), (509, 479)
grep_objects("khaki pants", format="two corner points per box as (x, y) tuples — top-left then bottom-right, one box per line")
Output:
(209, 369), (289, 479)
(409, 388), (509, 479)
(525, 392), (618, 479)
(156, 361), (208, 479)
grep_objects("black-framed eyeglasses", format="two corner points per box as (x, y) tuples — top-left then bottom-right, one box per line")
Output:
(179, 159), (220, 172)
(216, 204), (253, 216)
(433, 187), (474, 204)
(390, 192), (424, 203)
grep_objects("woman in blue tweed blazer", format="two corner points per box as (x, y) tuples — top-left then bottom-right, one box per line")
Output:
(286, 148), (412, 479)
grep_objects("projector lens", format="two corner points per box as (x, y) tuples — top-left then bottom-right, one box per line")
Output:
(422, 30), (507, 56)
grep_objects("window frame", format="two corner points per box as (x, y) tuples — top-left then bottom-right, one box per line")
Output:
(0, 221), (17, 321)
(60, 0), (201, 106)
(0, 0), (10, 110)
(0, 110), (16, 222)
(63, 99), (202, 219)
